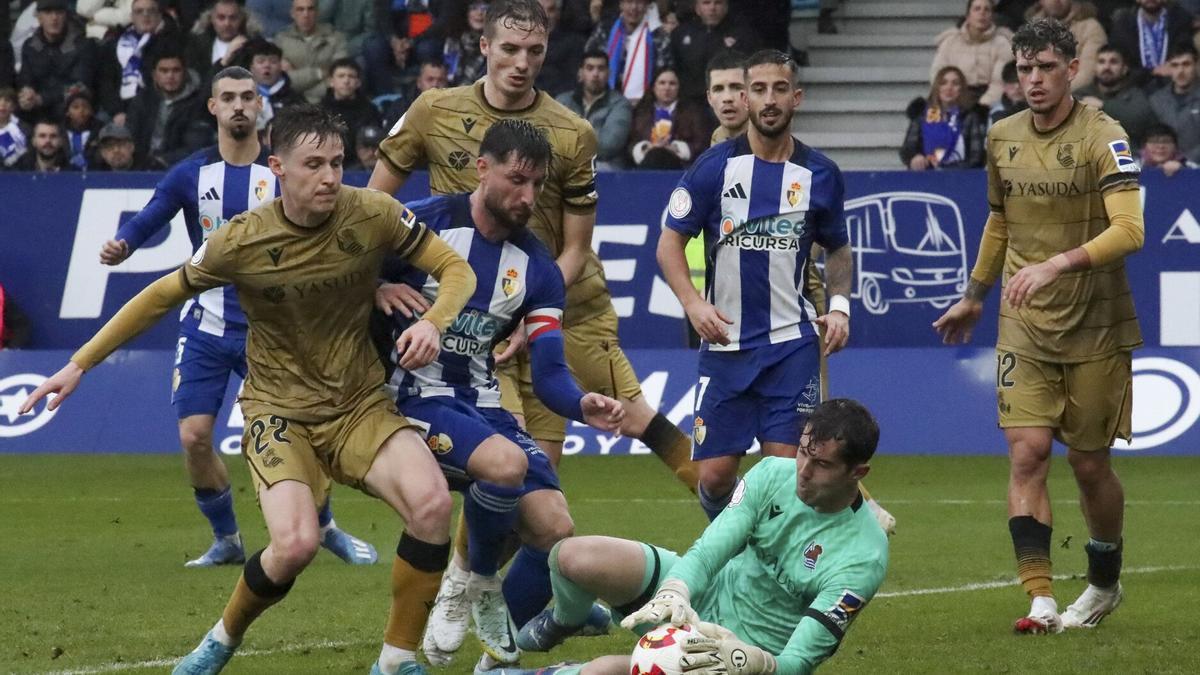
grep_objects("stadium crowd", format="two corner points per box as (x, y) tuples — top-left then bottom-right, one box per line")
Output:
(904, 0), (1200, 170)
(0, 0), (790, 172)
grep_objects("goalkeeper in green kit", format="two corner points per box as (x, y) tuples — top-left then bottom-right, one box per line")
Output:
(482, 399), (889, 675)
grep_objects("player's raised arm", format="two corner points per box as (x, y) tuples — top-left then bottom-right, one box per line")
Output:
(99, 162), (191, 265)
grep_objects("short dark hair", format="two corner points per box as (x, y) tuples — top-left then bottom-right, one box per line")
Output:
(1001, 59), (1018, 83)
(1012, 18), (1077, 60)
(270, 103), (348, 153)
(1167, 43), (1199, 62)
(0, 87), (16, 105)
(744, 49), (799, 85)
(1144, 123), (1178, 143)
(706, 49), (746, 88)
(212, 65), (254, 92)
(150, 50), (185, 70)
(484, 0), (549, 39)
(807, 399), (880, 467)
(1097, 44), (1128, 64)
(242, 36), (283, 61)
(581, 47), (608, 65)
(419, 58), (448, 73)
(328, 57), (361, 78)
(479, 118), (551, 169)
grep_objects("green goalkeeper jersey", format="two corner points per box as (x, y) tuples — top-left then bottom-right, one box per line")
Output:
(666, 457), (889, 674)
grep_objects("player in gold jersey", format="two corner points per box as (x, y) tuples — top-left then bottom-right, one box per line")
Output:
(934, 19), (1143, 635)
(21, 105), (477, 675)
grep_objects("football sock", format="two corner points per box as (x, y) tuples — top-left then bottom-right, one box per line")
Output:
(453, 509), (470, 562)
(194, 486), (238, 539)
(699, 483), (733, 522)
(1085, 538), (1123, 589)
(221, 549), (294, 640)
(464, 480), (522, 576)
(316, 497), (334, 532)
(385, 533), (449, 650)
(641, 413), (699, 494)
(1009, 516), (1054, 599)
(548, 541), (598, 627)
(377, 645), (417, 674)
(502, 545), (552, 627)
(210, 618), (237, 648)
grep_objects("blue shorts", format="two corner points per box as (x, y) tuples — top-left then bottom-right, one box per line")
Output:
(396, 395), (560, 495)
(171, 330), (247, 419)
(691, 339), (820, 460)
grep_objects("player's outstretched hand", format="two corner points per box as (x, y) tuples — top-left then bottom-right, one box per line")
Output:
(375, 282), (431, 318)
(680, 625), (778, 675)
(395, 319), (441, 370)
(813, 311), (849, 356)
(494, 320), (527, 365)
(620, 579), (699, 630)
(19, 362), (85, 414)
(99, 239), (130, 266)
(1004, 260), (1061, 309)
(685, 300), (733, 346)
(932, 298), (983, 344)
(580, 393), (624, 433)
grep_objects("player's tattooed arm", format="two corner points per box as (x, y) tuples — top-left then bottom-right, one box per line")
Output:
(964, 278), (992, 301)
(823, 244), (852, 299)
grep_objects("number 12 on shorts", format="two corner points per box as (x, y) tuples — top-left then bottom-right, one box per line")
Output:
(997, 352), (1016, 389)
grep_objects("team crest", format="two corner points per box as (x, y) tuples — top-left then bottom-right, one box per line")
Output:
(803, 543), (823, 570)
(692, 416), (706, 445)
(254, 179), (269, 201)
(786, 181), (803, 208)
(336, 228), (365, 255)
(427, 433), (454, 455)
(1057, 143), (1075, 168)
(448, 150), (472, 170)
(501, 268), (521, 298)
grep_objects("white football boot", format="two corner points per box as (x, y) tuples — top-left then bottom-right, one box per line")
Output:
(422, 564), (470, 665)
(1013, 595), (1064, 635)
(1061, 583), (1123, 628)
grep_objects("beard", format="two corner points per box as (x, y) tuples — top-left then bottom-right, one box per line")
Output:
(484, 192), (531, 233)
(750, 106), (793, 138)
(227, 117), (253, 140)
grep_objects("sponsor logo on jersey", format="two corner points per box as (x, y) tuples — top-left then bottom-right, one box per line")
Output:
(692, 415), (707, 445)
(1008, 145), (1019, 161)
(1006, 180), (1083, 197)
(722, 183), (747, 200)
(0, 374), (60, 438)
(824, 590), (866, 630)
(441, 307), (504, 356)
(786, 181), (803, 208)
(461, 117), (477, 134)
(803, 542), (823, 570)
(669, 187), (692, 219)
(200, 187), (220, 201)
(199, 215), (228, 235)
(719, 215), (808, 251)
(267, 247), (283, 266)
(1109, 140), (1138, 173)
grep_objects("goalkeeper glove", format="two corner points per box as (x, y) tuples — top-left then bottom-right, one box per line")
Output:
(619, 579), (699, 629)
(680, 624), (777, 675)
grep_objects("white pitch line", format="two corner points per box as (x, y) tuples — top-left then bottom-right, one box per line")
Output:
(877, 564), (1199, 598)
(39, 638), (374, 675)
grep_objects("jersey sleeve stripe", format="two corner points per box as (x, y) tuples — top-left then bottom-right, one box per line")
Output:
(803, 607), (845, 643)
(562, 181), (597, 199)
(396, 222), (430, 258)
(1098, 173), (1140, 193)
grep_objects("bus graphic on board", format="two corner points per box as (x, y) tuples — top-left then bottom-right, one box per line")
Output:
(842, 192), (968, 315)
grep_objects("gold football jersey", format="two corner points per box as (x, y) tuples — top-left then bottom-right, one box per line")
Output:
(378, 81), (608, 324)
(986, 102), (1142, 362)
(183, 187), (429, 422)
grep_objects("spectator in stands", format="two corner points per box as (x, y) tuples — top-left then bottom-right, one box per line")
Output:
(669, 0), (757, 104)
(319, 0), (376, 56)
(1076, 45), (1160, 148)
(994, 0), (1036, 31)
(0, 281), (32, 349)
(185, 0), (261, 79)
(628, 68), (707, 169)
(415, 0), (488, 87)
(321, 57), (381, 159)
(241, 37), (306, 127)
(382, 58), (450, 128)
(706, 49), (747, 144)
(1, 42), (14, 91)
(362, 30), (419, 122)
(1140, 122), (1198, 174)
(536, 0), (587, 97)
(89, 122), (147, 169)
(0, 88), (29, 168)
(348, 123), (382, 170)
(274, 0), (349, 103)
(1024, 0), (1106, 90)
(989, 59), (1027, 124)
(557, 47), (633, 169)
(1109, 0), (1195, 89)
(126, 51), (212, 167)
(586, 0), (674, 102)
(18, 0), (101, 124)
(62, 87), (103, 169)
(247, 0), (293, 37)
(901, 65), (987, 170)
(98, 0), (182, 120)
(930, 0), (1013, 107)
(76, 0), (133, 40)
(1150, 44), (1200, 162)
(14, 120), (74, 171)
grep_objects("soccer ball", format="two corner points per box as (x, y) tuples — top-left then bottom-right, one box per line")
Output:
(630, 624), (697, 675)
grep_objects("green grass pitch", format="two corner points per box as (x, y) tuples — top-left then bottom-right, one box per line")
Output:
(2, 453), (1198, 674)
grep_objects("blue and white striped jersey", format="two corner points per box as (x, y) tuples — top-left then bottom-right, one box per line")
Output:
(115, 146), (278, 338)
(387, 193), (566, 407)
(666, 135), (848, 352)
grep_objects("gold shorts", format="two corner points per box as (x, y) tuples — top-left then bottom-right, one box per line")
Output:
(241, 388), (414, 504)
(497, 302), (642, 442)
(996, 350), (1133, 451)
